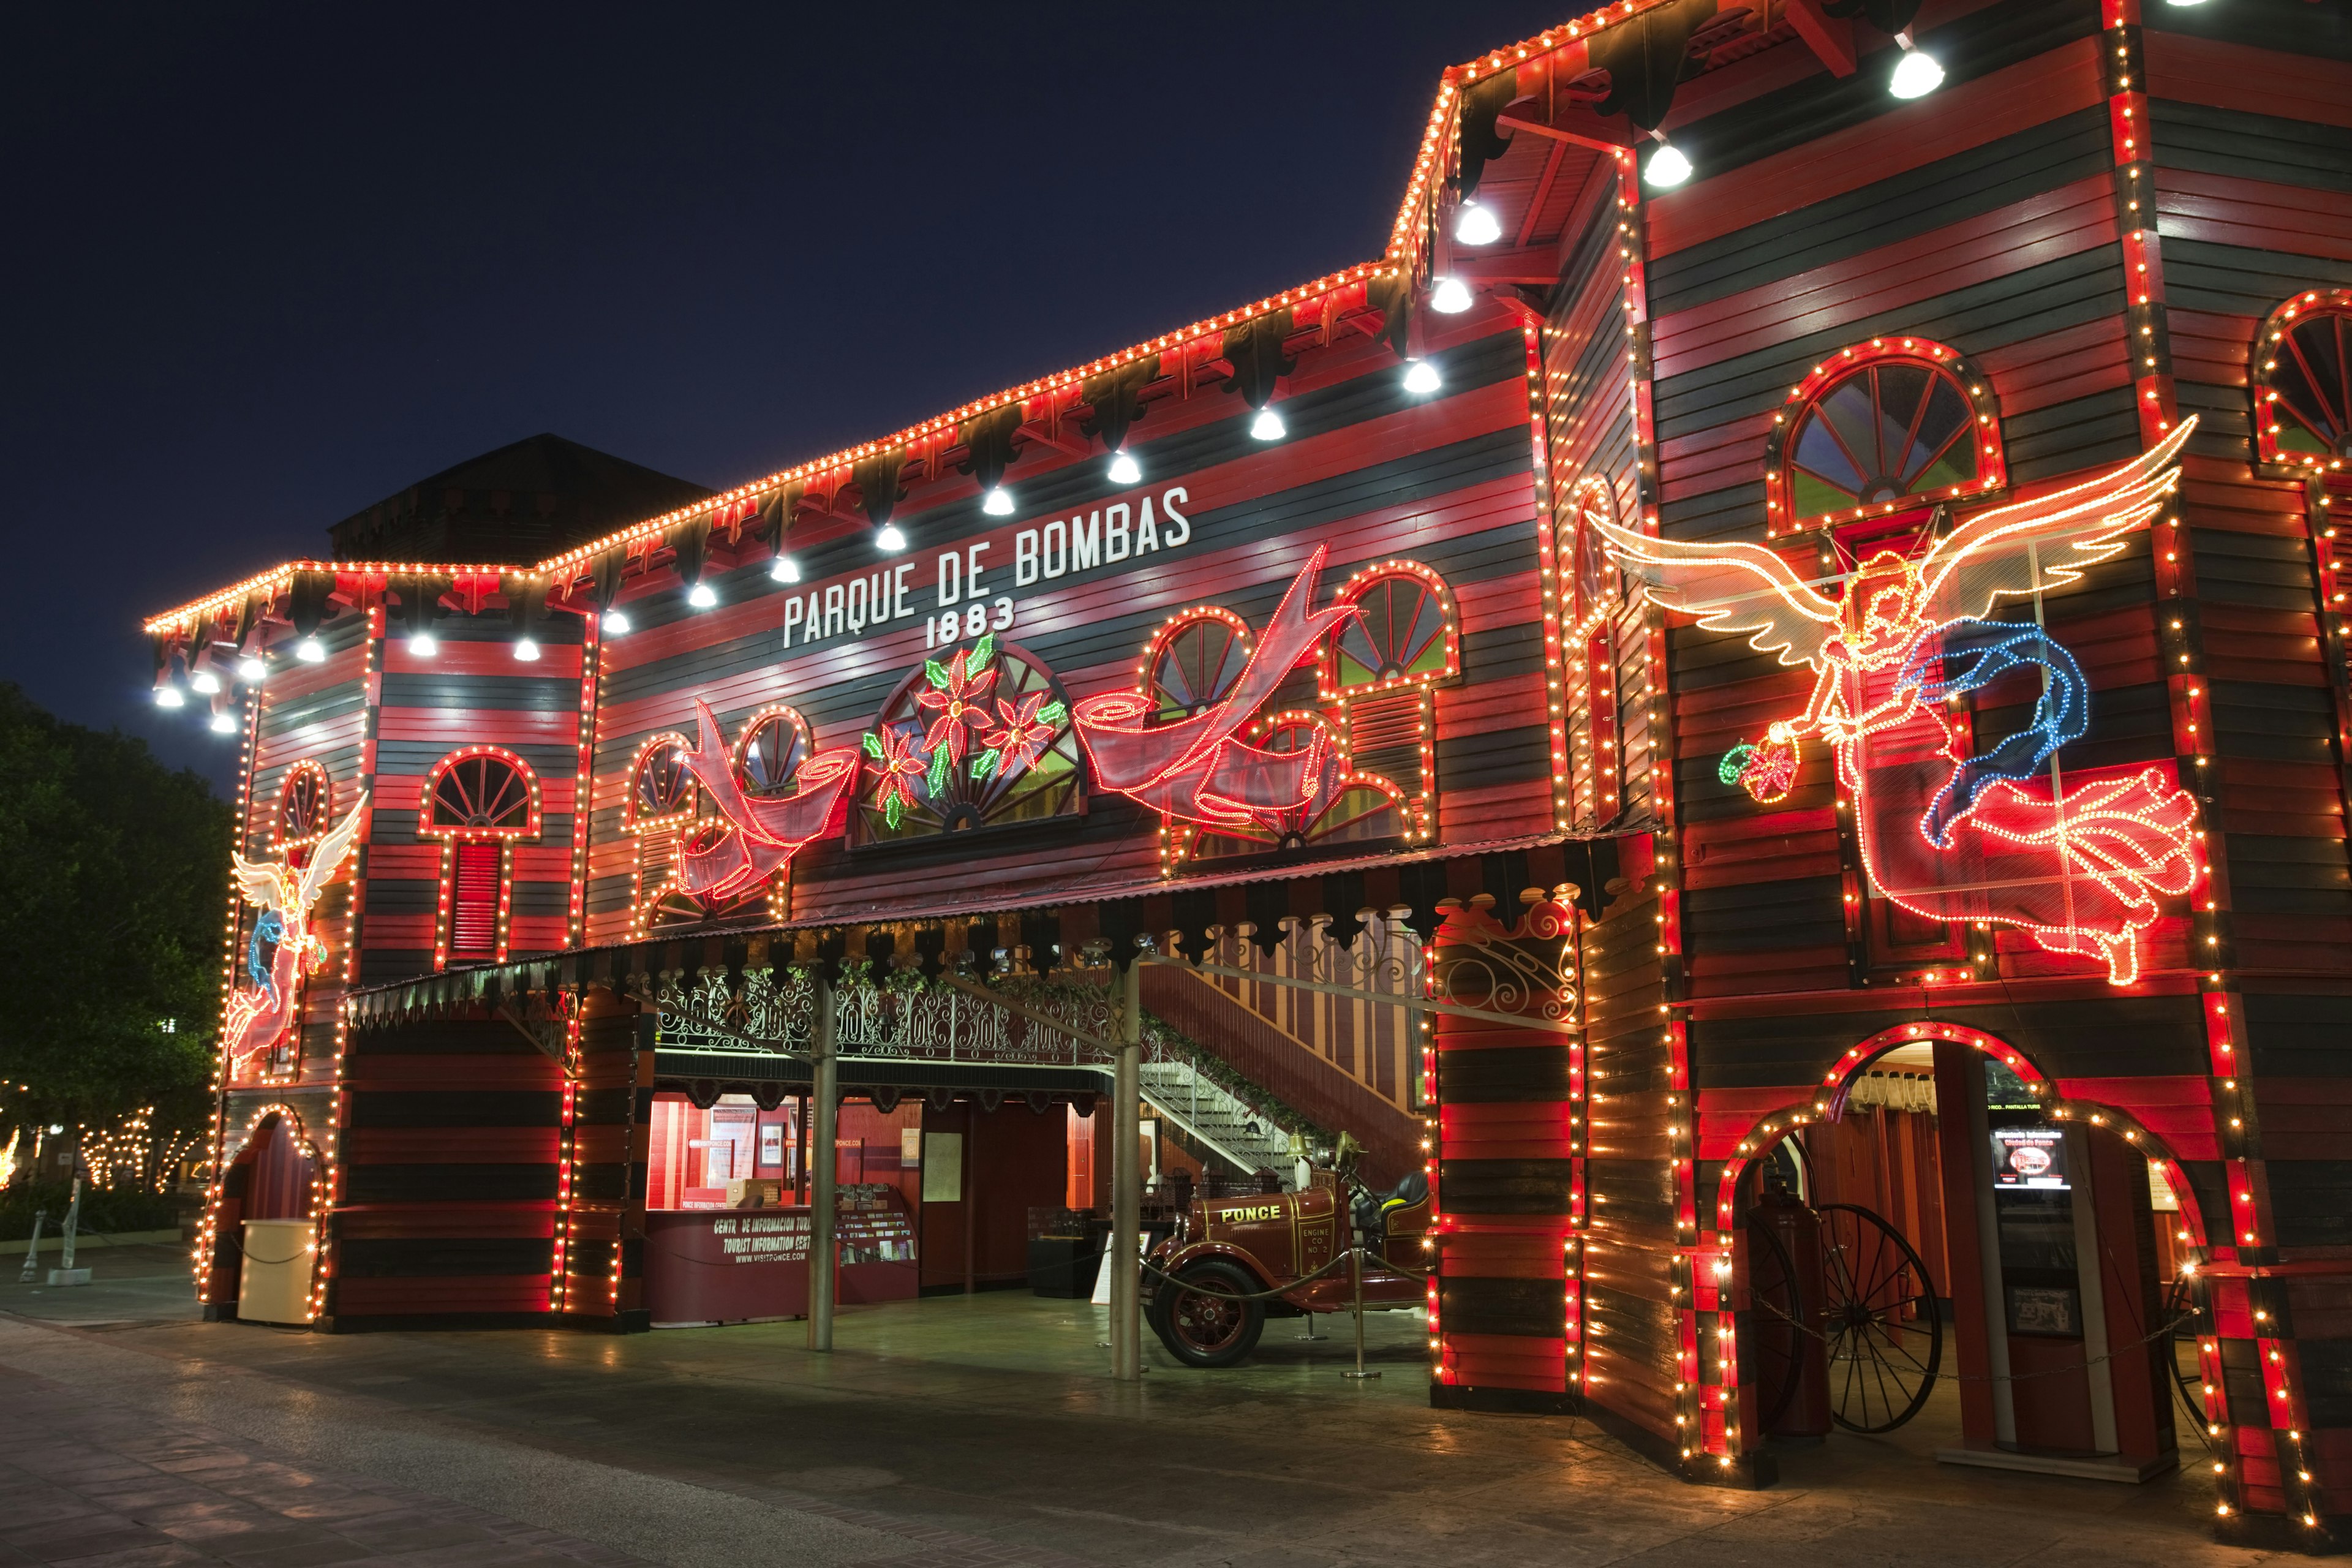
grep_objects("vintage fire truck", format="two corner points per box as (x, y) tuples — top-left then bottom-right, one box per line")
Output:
(1145, 1155), (1432, 1367)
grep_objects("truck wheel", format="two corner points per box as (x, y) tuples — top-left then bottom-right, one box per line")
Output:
(1153, 1261), (1265, 1368)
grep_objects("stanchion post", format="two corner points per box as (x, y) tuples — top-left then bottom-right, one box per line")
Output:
(17, 1209), (45, 1284)
(59, 1178), (81, 1273)
(1112, 957), (1142, 1381)
(810, 971), (838, 1353)
(1343, 1234), (1380, 1380)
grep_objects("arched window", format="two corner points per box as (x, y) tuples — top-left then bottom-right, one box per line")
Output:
(1321, 562), (1460, 693)
(273, 761), (333, 870)
(1316, 560), (1458, 842)
(2255, 289), (2352, 468)
(856, 635), (1081, 844)
(1558, 480), (1627, 830)
(1144, 607), (1253, 723)
(731, 704), (813, 799)
(418, 747), (542, 968)
(622, 733), (698, 931)
(1764, 337), (2004, 535)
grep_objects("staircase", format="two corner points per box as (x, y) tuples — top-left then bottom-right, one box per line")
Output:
(1139, 965), (1420, 1188)
(1137, 1056), (1303, 1183)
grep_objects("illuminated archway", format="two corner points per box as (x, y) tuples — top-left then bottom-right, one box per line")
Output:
(1692, 1022), (2215, 1474)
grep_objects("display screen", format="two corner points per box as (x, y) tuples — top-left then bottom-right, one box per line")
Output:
(1991, 1126), (2068, 1190)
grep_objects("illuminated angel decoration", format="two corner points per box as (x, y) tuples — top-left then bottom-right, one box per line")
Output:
(1600, 421), (2201, 986)
(1071, 546), (1360, 829)
(222, 791), (368, 1072)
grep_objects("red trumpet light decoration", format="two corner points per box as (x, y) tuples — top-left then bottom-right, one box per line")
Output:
(673, 698), (860, 905)
(1072, 546), (1359, 829)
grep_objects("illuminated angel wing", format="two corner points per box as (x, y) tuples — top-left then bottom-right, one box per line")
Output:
(1917, 417), (2194, 623)
(293, 791), (370, 911)
(1594, 517), (1839, 669)
(230, 854), (291, 914)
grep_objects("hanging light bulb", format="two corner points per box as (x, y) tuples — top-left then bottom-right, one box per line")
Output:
(982, 486), (1014, 516)
(1453, 198), (1501, 246)
(513, 636), (541, 663)
(876, 524), (907, 552)
(209, 709), (236, 735)
(1645, 139), (1692, 189)
(154, 685), (186, 709)
(1250, 407), (1286, 441)
(295, 636), (326, 663)
(409, 633), (438, 658)
(236, 654), (266, 683)
(601, 608), (631, 635)
(1403, 359), (1441, 395)
(190, 669), (222, 695)
(769, 554), (801, 584)
(1890, 34), (1944, 98)
(1107, 450), (1141, 484)
(1431, 276), (1473, 314)
(687, 581), (718, 609)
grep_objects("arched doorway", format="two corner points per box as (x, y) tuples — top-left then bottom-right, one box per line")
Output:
(1709, 1025), (2211, 1487)
(206, 1109), (322, 1325)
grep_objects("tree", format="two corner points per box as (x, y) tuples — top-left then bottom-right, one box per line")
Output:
(0, 684), (228, 1140)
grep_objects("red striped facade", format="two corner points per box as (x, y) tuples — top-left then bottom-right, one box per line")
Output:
(146, 0), (2352, 1539)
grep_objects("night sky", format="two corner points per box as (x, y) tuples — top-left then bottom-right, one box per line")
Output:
(1, 4), (1571, 790)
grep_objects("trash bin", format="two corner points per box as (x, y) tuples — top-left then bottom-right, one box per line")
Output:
(238, 1218), (317, 1325)
(1028, 1207), (1104, 1298)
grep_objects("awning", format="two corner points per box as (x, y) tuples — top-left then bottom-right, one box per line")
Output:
(344, 832), (1629, 1027)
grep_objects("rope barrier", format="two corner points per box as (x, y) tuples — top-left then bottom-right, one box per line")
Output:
(1138, 1240), (1427, 1302)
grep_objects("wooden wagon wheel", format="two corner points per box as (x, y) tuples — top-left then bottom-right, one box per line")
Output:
(1815, 1202), (1942, 1433)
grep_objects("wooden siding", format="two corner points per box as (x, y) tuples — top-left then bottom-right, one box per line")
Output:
(583, 320), (1551, 941)
(363, 618), (583, 979)
(1544, 180), (1652, 831)
(1575, 891), (1679, 1452)
(328, 1014), (564, 1324)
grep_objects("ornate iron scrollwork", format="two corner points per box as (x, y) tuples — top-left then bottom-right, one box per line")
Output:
(1430, 902), (1580, 1027)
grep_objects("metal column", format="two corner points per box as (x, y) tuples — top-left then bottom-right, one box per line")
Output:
(1111, 957), (1142, 1381)
(809, 971), (838, 1353)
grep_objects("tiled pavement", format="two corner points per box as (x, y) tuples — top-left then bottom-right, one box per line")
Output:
(0, 1279), (2282, 1568)
(0, 1332), (1094, 1568)
(0, 1362), (647, 1567)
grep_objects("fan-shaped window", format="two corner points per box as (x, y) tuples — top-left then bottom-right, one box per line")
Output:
(1766, 339), (2003, 534)
(1319, 563), (1460, 696)
(2256, 290), (2352, 467)
(1179, 712), (1407, 865)
(418, 748), (541, 969)
(732, 706), (812, 799)
(420, 748), (541, 839)
(1308, 563), (1457, 845)
(622, 733), (699, 933)
(1145, 608), (1253, 722)
(624, 735), (696, 828)
(856, 634), (1082, 844)
(274, 761), (333, 869)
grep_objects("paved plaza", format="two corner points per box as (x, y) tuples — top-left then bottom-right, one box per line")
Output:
(0, 1244), (2285, 1566)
